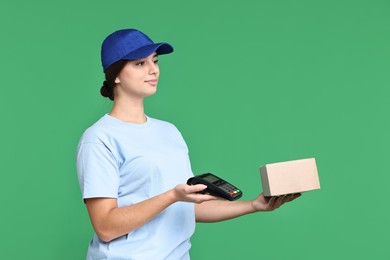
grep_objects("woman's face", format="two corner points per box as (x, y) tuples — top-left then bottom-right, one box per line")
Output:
(114, 52), (160, 100)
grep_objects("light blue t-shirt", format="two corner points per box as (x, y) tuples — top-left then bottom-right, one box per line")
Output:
(76, 114), (195, 260)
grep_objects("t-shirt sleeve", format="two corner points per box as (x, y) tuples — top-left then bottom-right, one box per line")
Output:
(76, 142), (119, 200)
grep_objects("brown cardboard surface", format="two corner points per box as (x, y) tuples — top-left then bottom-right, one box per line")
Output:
(260, 158), (320, 196)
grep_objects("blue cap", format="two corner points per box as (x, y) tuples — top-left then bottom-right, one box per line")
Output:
(101, 29), (174, 72)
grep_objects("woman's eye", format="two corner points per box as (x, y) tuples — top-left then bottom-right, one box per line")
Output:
(154, 59), (159, 64)
(136, 61), (145, 66)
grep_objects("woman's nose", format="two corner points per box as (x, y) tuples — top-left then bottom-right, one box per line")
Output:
(149, 61), (159, 75)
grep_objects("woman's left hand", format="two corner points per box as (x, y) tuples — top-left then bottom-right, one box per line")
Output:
(251, 193), (302, 212)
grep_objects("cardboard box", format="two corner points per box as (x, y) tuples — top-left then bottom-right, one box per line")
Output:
(260, 158), (320, 196)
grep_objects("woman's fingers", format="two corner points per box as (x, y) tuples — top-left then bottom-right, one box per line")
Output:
(174, 184), (218, 203)
(266, 194), (301, 210)
(184, 184), (208, 194)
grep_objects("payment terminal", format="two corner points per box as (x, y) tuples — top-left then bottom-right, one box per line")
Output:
(187, 173), (243, 201)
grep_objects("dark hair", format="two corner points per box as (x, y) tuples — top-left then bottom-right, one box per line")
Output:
(100, 60), (128, 100)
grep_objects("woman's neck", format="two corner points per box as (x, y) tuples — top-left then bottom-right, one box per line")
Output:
(109, 97), (147, 124)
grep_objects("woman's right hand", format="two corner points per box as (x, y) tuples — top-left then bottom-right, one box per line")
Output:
(172, 184), (218, 204)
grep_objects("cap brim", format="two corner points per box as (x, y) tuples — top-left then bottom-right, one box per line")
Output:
(122, 42), (174, 60)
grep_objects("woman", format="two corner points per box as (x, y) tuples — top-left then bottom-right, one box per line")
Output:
(76, 28), (300, 260)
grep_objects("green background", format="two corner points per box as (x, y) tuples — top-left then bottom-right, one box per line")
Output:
(1, 0), (389, 259)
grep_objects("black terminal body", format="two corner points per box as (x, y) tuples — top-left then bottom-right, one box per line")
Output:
(187, 173), (243, 201)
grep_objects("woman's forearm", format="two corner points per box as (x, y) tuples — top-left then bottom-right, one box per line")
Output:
(86, 189), (177, 242)
(195, 200), (256, 222)
(86, 184), (216, 242)
(195, 193), (301, 223)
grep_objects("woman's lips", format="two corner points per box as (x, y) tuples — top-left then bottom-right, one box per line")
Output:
(145, 79), (158, 86)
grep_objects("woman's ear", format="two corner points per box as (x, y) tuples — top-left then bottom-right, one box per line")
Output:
(115, 77), (120, 84)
